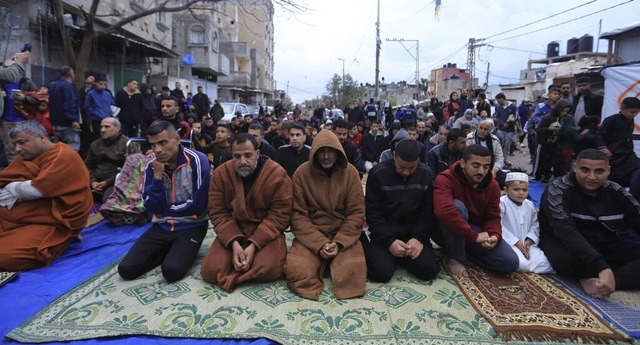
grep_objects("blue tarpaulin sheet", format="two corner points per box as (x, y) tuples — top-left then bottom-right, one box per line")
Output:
(0, 220), (276, 345)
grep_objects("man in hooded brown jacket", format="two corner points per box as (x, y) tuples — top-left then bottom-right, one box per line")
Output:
(284, 129), (366, 300)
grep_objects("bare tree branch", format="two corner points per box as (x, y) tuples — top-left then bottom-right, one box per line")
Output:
(272, 0), (311, 13)
(51, 0), (77, 65)
(97, 0), (210, 37)
(49, 0), (311, 86)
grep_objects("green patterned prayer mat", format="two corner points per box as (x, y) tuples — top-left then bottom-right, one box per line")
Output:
(7, 232), (630, 344)
(446, 261), (629, 343)
(0, 271), (18, 287)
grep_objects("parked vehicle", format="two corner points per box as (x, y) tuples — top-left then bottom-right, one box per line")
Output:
(325, 108), (344, 120)
(220, 102), (249, 122)
(247, 104), (261, 120)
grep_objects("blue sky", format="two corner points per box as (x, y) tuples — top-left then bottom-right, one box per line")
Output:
(273, 0), (639, 104)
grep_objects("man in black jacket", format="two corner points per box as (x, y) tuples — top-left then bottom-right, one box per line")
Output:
(595, 97), (640, 187)
(361, 120), (388, 171)
(275, 123), (309, 177)
(191, 86), (210, 119)
(360, 139), (440, 282)
(248, 123), (278, 161)
(332, 119), (365, 177)
(572, 76), (603, 126)
(427, 128), (467, 178)
(115, 79), (144, 137)
(539, 149), (640, 299)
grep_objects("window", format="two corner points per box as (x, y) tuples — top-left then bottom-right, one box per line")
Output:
(131, 2), (145, 13)
(211, 31), (219, 52)
(189, 25), (206, 45)
(155, 0), (165, 23)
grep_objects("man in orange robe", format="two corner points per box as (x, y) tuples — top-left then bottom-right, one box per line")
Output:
(0, 121), (92, 271)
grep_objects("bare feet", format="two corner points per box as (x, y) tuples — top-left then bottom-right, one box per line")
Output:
(580, 278), (606, 298)
(447, 259), (468, 277)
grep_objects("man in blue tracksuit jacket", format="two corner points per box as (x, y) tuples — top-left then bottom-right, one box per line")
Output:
(118, 120), (211, 282)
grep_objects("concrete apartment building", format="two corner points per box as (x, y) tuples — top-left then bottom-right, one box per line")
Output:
(216, 0), (274, 105)
(427, 63), (473, 102)
(0, 0), (274, 105)
(0, 0), (177, 89)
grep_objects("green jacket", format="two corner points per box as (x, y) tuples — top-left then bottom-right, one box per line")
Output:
(0, 61), (26, 117)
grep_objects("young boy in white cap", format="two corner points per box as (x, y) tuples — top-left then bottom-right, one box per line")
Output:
(499, 172), (554, 273)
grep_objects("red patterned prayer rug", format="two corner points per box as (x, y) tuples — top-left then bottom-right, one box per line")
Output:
(447, 261), (630, 343)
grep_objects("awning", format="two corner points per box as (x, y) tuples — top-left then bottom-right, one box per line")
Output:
(109, 32), (179, 58)
(192, 66), (227, 78)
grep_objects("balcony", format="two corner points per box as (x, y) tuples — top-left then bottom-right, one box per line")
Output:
(220, 42), (250, 60)
(219, 72), (251, 88)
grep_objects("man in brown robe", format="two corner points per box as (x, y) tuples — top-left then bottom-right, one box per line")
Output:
(284, 129), (366, 300)
(201, 133), (292, 292)
(0, 121), (92, 271)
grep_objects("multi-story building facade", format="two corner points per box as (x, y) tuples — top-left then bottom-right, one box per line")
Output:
(0, 0), (179, 90)
(0, 0), (275, 106)
(216, 0), (274, 105)
(428, 63), (472, 102)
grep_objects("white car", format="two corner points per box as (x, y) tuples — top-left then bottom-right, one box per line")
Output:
(220, 102), (249, 122)
(325, 108), (345, 120)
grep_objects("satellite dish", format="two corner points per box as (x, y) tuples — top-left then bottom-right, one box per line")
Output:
(182, 54), (195, 66)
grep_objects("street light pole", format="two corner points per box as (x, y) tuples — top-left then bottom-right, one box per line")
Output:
(337, 58), (345, 87)
(374, 0), (380, 99)
(338, 58), (345, 105)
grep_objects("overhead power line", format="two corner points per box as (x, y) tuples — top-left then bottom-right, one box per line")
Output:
(483, 0), (598, 40)
(476, 68), (520, 81)
(422, 43), (467, 72)
(485, 0), (635, 44)
(276, 81), (318, 96)
(487, 45), (546, 55)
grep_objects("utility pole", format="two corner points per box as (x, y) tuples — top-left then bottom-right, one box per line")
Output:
(338, 58), (345, 105)
(386, 38), (419, 98)
(484, 62), (490, 89)
(374, 0), (380, 99)
(337, 58), (345, 87)
(466, 37), (485, 94)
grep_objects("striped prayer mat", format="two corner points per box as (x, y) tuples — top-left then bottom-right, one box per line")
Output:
(548, 275), (640, 339)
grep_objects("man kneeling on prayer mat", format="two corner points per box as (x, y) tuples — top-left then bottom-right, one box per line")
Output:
(539, 149), (640, 298)
(284, 130), (366, 300)
(433, 144), (519, 277)
(201, 133), (292, 292)
(0, 121), (92, 271)
(361, 139), (440, 282)
(118, 121), (210, 283)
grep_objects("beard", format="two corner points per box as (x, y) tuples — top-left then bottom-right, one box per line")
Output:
(320, 161), (335, 169)
(235, 161), (257, 178)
